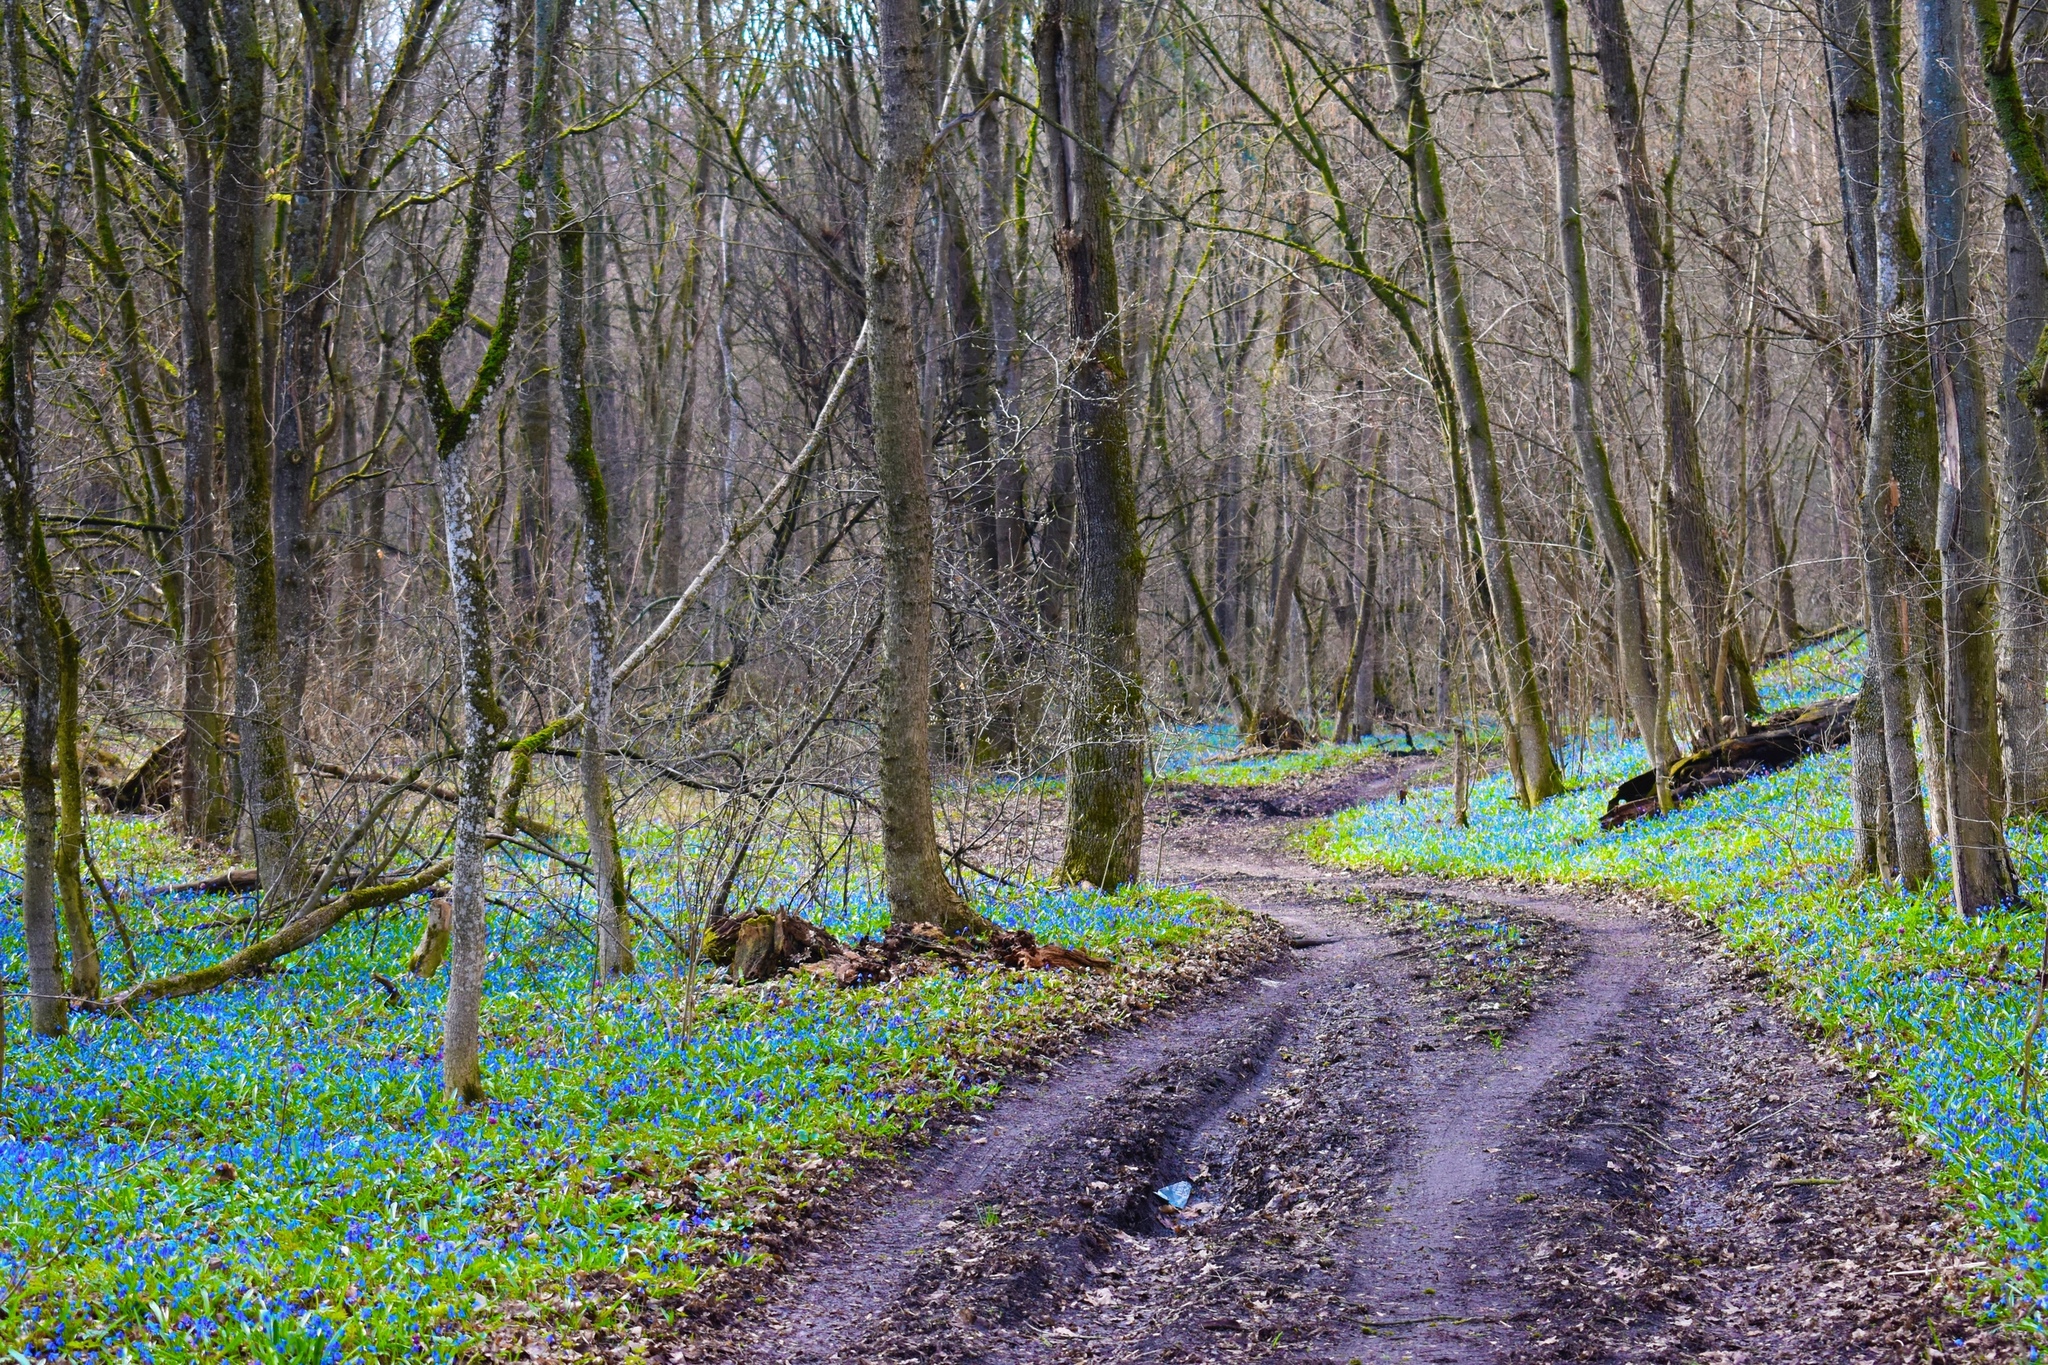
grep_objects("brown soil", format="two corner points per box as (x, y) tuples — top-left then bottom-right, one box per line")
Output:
(689, 756), (2016, 1364)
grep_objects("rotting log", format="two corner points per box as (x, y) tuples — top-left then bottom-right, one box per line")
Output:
(1602, 697), (1854, 829)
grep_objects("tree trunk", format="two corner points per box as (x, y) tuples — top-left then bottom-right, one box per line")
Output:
(1545, 0), (1670, 778)
(343, 251), (406, 697)
(215, 0), (303, 904)
(1253, 460), (1315, 742)
(1037, 0), (1148, 886)
(161, 0), (233, 841)
(1977, 0), (2048, 814)
(559, 199), (635, 978)
(508, 2), (556, 676)
(1863, 0), (1936, 885)
(872, 0), (974, 928)
(1376, 0), (1562, 807)
(0, 0), (110, 1030)
(269, 0), (443, 732)
(1923, 0), (2014, 913)
(1584, 0), (1760, 731)
(413, 0), (554, 1100)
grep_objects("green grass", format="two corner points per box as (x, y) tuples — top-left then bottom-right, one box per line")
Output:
(1302, 634), (2048, 1336)
(0, 823), (1252, 1363)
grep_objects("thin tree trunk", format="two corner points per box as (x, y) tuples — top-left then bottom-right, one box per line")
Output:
(413, 0), (556, 1100)
(1037, 0), (1148, 886)
(1252, 459), (1315, 741)
(1865, 0), (1936, 885)
(1376, 0), (1562, 807)
(1545, 0), (1670, 777)
(1584, 0), (1760, 730)
(154, 0), (234, 841)
(559, 195), (634, 978)
(1924, 0), (2014, 913)
(509, 0), (555, 674)
(271, 0), (444, 731)
(0, 0), (109, 1029)
(873, 0), (974, 928)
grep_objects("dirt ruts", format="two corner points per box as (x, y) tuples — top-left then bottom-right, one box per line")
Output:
(697, 758), (2012, 1364)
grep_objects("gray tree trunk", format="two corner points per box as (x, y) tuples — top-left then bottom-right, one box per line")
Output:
(1922, 0), (2014, 913)
(1864, 0), (1936, 885)
(1991, 1), (2048, 813)
(1584, 0), (1761, 730)
(1545, 0), (1670, 778)
(872, 0), (975, 927)
(215, 0), (304, 904)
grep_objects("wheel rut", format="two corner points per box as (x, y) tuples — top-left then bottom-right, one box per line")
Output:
(702, 758), (2002, 1364)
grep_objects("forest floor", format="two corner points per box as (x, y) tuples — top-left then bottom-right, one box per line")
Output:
(702, 753), (2013, 1365)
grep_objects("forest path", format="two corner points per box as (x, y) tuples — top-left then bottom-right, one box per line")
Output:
(706, 757), (1988, 1365)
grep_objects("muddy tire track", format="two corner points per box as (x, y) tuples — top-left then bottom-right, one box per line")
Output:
(697, 759), (2010, 1365)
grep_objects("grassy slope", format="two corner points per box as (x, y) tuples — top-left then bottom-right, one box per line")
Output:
(1303, 633), (2048, 1334)
(0, 824), (1259, 1362)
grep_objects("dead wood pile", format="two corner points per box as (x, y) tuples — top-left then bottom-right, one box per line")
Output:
(701, 911), (1113, 986)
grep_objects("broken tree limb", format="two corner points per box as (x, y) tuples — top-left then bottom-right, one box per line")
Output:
(91, 860), (453, 1012)
(1602, 697), (1853, 830)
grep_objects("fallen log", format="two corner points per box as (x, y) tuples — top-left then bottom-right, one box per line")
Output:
(147, 867), (262, 897)
(1602, 697), (1854, 830)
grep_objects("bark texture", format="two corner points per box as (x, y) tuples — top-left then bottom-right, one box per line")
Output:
(1924, 0), (2013, 913)
(872, 0), (975, 927)
(1584, 0), (1760, 732)
(1038, 0), (1149, 885)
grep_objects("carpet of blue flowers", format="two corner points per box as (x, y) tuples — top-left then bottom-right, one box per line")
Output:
(0, 822), (1233, 1363)
(1305, 631), (2048, 1332)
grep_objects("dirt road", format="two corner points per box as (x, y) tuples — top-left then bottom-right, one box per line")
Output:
(707, 759), (2006, 1364)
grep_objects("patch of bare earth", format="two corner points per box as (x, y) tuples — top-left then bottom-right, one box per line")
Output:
(645, 756), (2017, 1364)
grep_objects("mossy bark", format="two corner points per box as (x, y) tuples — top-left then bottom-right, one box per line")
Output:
(1375, 0), (1562, 808)
(1036, 0), (1148, 887)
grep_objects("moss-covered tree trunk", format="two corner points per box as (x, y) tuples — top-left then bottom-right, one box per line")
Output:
(214, 0), (304, 906)
(149, 0), (235, 842)
(1584, 0), (1760, 733)
(1545, 0), (1670, 781)
(1974, 0), (2048, 816)
(1036, 0), (1148, 887)
(1375, 0), (1562, 808)
(0, 0), (109, 1031)
(413, 0), (562, 1099)
(1864, 0), (1936, 886)
(559, 201), (635, 977)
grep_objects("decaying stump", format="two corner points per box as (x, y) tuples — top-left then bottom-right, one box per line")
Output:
(1602, 697), (1853, 830)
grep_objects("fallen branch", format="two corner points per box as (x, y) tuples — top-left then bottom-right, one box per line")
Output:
(90, 860), (452, 1013)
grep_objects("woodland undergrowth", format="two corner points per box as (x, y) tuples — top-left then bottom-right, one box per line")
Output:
(0, 828), (1248, 1363)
